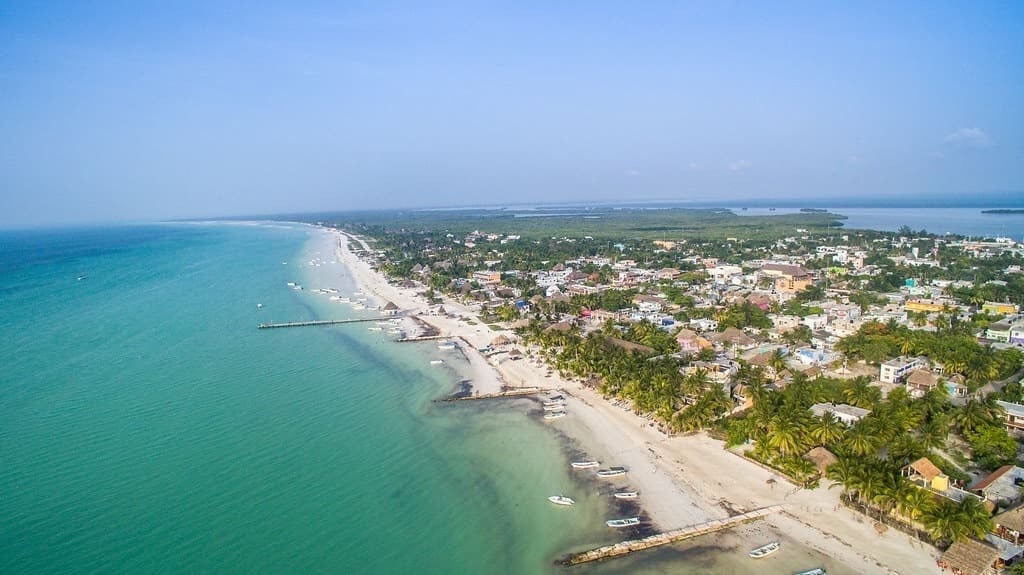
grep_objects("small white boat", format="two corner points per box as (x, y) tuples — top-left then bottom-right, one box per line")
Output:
(793, 569), (825, 575)
(543, 403), (566, 411)
(543, 411), (566, 420)
(613, 490), (638, 499)
(606, 517), (640, 528)
(256, 303), (263, 309)
(429, 360), (444, 365)
(596, 467), (627, 477)
(749, 541), (781, 558)
(437, 341), (457, 350)
(571, 461), (599, 469)
(547, 495), (575, 506)
(352, 303), (366, 310)
(287, 282), (296, 287)
(367, 327), (383, 332)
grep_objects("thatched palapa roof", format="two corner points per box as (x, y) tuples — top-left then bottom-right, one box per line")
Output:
(803, 447), (838, 473)
(938, 539), (1000, 575)
(907, 457), (943, 481)
(993, 504), (1024, 533)
(604, 337), (655, 356)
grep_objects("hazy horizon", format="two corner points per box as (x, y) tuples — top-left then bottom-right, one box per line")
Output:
(2, 2), (1022, 227)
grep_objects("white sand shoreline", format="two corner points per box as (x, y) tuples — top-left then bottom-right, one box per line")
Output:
(321, 225), (940, 574)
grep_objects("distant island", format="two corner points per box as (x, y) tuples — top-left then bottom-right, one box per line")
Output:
(981, 209), (1024, 214)
(799, 208), (828, 213)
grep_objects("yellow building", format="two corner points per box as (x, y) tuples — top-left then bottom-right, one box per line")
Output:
(905, 299), (945, 313)
(983, 301), (1019, 315)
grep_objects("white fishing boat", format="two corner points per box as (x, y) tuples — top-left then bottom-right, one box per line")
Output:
(749, 541), (781, 558)
(793, 569), (826, 575)
(596, 466), (627, 477)
(543, 403), (566, 411)
(429, 360), (444, 365)
(543, 411), (566, 420)
(256, 303), (263, 309)
(613, 490), (638, 499)
(605, 517), (640, 528)
(437, 341), (457, 350)
(571, 461), (599, 469)
(367, 327), (383, 332)
(547, 495), (574, 506)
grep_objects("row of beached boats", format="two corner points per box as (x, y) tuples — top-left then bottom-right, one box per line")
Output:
(550, 457), (639, 527)
(543, 395), (567, 420)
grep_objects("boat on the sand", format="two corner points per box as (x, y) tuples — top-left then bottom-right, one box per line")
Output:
(596, 466), (627, 477)
(749, 541), (781, 558)
(605, 517), (640, 528)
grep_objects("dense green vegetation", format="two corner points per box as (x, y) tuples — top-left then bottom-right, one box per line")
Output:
(308, 206), (846, 240)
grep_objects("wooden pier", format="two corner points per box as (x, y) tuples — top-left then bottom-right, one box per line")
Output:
(557, 505), (783, 566)
(396, 334), (450, 342)
(258, 317), (391, 329)
(436, 387), (552, 402)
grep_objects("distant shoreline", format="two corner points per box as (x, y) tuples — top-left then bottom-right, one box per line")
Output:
(981, 209), (1024, 214)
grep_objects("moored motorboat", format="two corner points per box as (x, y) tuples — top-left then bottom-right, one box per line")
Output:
(547, 495), (574, 506)
(605, 517), (640, 528)
(793, 569), (826, 575)
(437, 341), (457, 350)
(571, 460), (599, 469)
(543, 411), (566, 420)
(613, 490), (638, 499)
(596, 466), (627, 477)
(749, 541), (781, 558)
(429, 360), (444, 365)
(543, 403), (566, 411)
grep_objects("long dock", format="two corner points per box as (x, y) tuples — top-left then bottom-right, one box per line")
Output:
(258, 317), (391, 329)
(557, 505), (783, 566)
(437, 387), (552, 402)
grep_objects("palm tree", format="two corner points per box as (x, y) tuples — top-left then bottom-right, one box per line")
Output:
(768, 349), (788, 380)
(766, 415), (806, 457)
(807, 411), (845, 447)
(843, 424), (880, 457)
(952, 399), (995, 435)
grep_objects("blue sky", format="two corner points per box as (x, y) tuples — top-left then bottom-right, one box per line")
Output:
(1, 1), (1022, 226)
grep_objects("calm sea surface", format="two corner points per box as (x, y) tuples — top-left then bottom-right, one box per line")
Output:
(0, 223), (630, 574)
(736, 207), (1024, 240)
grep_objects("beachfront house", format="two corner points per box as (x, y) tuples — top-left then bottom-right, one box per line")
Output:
(989, 505), (1024, 564)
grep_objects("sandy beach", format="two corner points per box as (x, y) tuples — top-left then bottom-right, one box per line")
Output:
(327, 226), (941, 574)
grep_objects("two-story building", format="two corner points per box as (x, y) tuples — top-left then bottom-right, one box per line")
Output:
(810, 402), (870, 426)
(996, 401), (1024, 435)
(880, 356), (927, 384)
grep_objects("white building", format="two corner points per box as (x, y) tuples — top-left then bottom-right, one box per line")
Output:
(810, 402), (871, 426)
(880, 356), (927, 384)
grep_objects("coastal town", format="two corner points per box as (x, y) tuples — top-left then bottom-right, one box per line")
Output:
(320, 209), (1024, 575)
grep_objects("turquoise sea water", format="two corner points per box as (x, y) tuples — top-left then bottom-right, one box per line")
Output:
(1, 223), (634, 574)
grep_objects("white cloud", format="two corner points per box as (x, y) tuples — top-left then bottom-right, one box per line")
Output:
(728, 160), (751, 172)
(687, 161), (701, 170)
(943, 127), (991, 148)
(845, 155), (863, 166)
